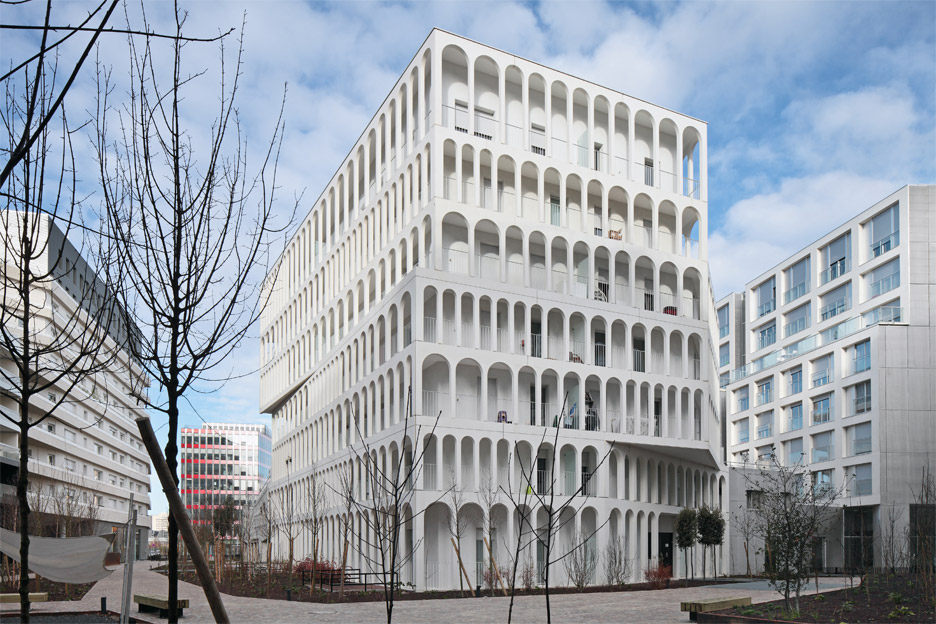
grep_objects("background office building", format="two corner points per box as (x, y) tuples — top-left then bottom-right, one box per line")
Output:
(260, 29), (725, 590)
(718, 185), (936, 573)
(0, 213), (152, 557)
(179, 423), (272, 526)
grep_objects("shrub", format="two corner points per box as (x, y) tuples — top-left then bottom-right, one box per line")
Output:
(644, 564), (672, 589)
(887, 605), (915, 619)
(520, 558), (536, 590)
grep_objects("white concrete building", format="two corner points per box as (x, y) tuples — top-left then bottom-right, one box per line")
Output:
(260, 29), (725, 589)
(0, 213), (152, 557)
(718, 185), (936, 573)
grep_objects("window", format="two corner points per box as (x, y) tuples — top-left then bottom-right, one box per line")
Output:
(865, 258), (900, 299)
(863, 301), (901, 325)
(737, 418), (749, 443)
(755, 277), (777, 317)
(717, 305), (730, 338)
(812, 395), (832, 424)
(849, 422), (872, 455)
(788, 367), (803, 395)
(746, 489), (764, 508)
(849, 464), (872, 496)
(784, 256), (810, 303)
(821, 233), (850, 284)
(47, 454), (55, 466)
(813, 469), (833, 494)
(643, 157), (654, 186)
(788, 403), (803, 431)
(756, 446), (774, 466)
(96, 444), (103, 455)
(94, 469), (102, 480)
(869, 203), (899, 258)
(757, 411), (773, 439)
(719, 372), (729, 388)
(852, 381), (871, 415)
(812, 431), (834, 462)
(785, 437), (804, 465)
(758, 322), (776, 349)
(820, 282), (851, 321)
(784, 303), (810, 337)
(719, 343), (730, 367)
(812, 354), (833, 387)
(757, 379), (773, 406)
(735, 387), (750, 412)
(852, 340), (871, 374)
(46, 423), (55, 434)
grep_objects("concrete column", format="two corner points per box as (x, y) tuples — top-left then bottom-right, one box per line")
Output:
(455, 152), (463, 203)
(675, 125), (683, 197)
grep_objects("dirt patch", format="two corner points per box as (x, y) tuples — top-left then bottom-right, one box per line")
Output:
(711, 573), (935, 623)
(0, 577), (95, 602)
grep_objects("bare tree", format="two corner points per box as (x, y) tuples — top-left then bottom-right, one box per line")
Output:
(603, 536), (630, 586)
(93, 2), (293, 619)
(272, 481), (300, 584)
(340, 387), (443, 623)
(447, 467), (469, 593)
(878, 505), (907, 573)
(1, 52), (126, 619)
(304, 470), (328, 589)
(563, 530), (597, 589)
(501, 394), (611, 624)
(743, 456), (844, 616)
(478, 474), (503, 595)
(732, 503), (758, 577)
(336, 465), (355, 598)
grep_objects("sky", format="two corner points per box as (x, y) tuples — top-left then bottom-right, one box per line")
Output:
(2, 0), (934, 516)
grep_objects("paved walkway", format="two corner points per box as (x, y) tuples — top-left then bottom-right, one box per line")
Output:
(2, 563), (853, 623)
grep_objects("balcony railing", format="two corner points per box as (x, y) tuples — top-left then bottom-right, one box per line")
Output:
(820, 298), (849, 321)
(757, 299), (776, 317)
(738, 397), (750, 412)
(633, 349), (646, 373)
(757, 424), (772, 439)
(788, 414), (802, 431)
(756, 389), (772, 405)
(683, 177), (700, 199)
(869, 272), (899, 298)
(422, 390), (447, 417)
(811, 446), (833, 463)
(785, 317), (807, 338)
(812, 370), (831, 388)
(784, 281), (808, 304)
(738, 430), (749, 443)
(851, 437), (871, 455)
(820, 257), (849, 285)
(422, 462), (437, 490)
(871, 231), (898, 257)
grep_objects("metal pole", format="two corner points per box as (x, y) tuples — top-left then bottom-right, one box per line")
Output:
(122, 509), (138, 624)
(120, 494), (135, 624)
(136, 416), (230, 623)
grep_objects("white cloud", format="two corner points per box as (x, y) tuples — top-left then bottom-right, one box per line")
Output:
(709, 172), (899, 296)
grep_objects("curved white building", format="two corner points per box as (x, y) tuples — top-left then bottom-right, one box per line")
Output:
(260, 29), (725, 589)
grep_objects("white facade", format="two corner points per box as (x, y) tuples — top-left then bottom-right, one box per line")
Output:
(261, 29), (725, 589)
(718, 185), (936, 573)
(0, 213), (152, 555)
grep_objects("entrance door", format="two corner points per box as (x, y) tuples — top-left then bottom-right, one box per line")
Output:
(659, 532), (673, 568)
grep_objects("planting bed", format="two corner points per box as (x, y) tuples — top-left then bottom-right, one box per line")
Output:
(707, 573), (934, 623)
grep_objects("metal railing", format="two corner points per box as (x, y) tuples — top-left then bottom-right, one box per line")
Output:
(870, 231), (898, 257)
(757, 299), (776, 317)
(868, 272), (899, 298)
(820, 298), (849, 321)
(784, 282), (808, 304)
(852, 353), (870, 374)
(820, 258), (849, 285)
(757, 424), (772, 439)
(633, 349), (646, 372)
(423, 462), (437, 490)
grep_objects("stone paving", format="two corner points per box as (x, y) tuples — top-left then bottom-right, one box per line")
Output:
(2, 562), (853, 623)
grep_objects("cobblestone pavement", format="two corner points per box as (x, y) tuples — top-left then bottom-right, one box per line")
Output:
(2, 562), (853, 623)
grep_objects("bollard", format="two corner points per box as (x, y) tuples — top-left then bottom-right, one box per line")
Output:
(101, 596), (106, 614)
(476, 585), (481, 597)
(286, 588), (291, 601)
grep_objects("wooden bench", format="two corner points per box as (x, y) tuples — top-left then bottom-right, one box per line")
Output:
(680, 596), (751, 621)
(0, 592), (48, 604)
(134, 594), (190, 619)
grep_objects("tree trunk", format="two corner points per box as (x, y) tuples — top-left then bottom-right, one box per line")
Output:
(339, 537), (348, 599)
(744, 541), (750, 576)
(166, 390), (180, 623)
(17, 419), (30, 624)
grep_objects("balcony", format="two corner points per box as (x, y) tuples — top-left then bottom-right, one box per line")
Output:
(633, 349), (646, 373)
(868, 272), (899, 298)
(784, 282), (808, 304)
(820, 297), (849, 321)
(871, 231), (898, 258)
(757, 299), (776, 317)
(820, 258), (850, 285)
(812, 370), (832, 388)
